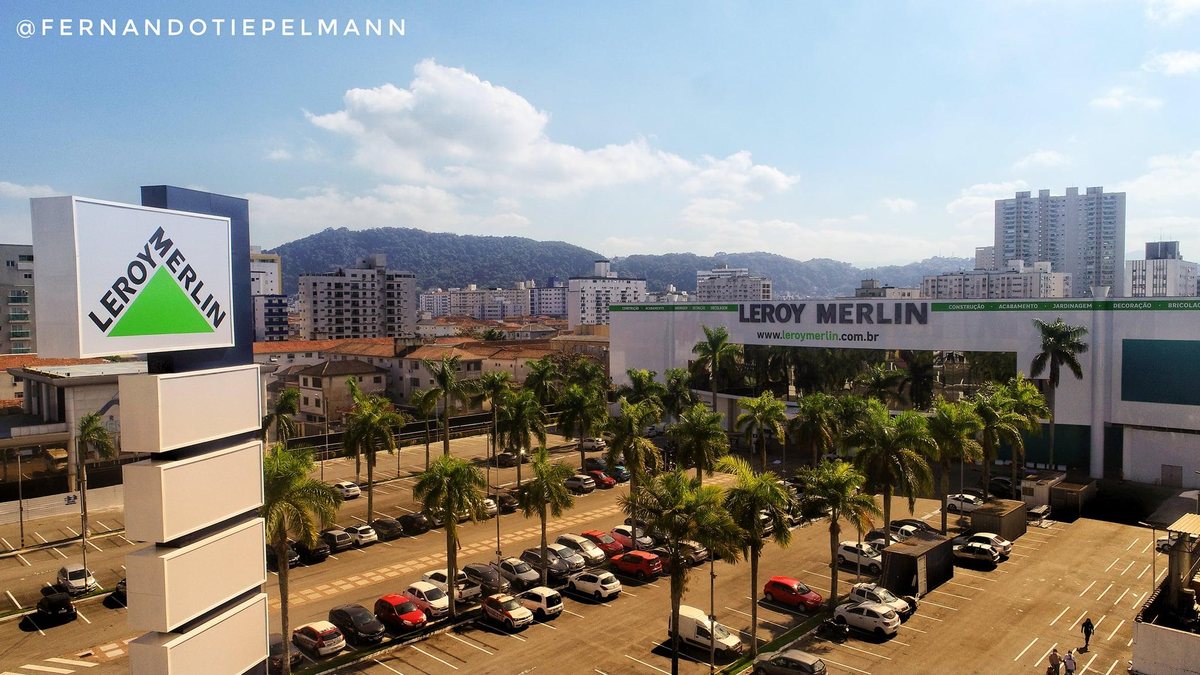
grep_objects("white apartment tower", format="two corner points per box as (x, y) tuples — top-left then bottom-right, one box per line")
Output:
(695, 266), (772, 302)
(993, 187), (1125, 296)
(567, 260), (647, 328)
(921, 260), (1071, 299)
(249, 247), (282, 295)
(298, 253), (418, 339)
(1125, 241), (1198, 298)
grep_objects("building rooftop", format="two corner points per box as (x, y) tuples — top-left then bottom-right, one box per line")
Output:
(12, 361), (147, 380)
(297, 359), (386, 377)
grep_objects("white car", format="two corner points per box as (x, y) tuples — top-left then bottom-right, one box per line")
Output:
(482, 593), (534, 629)
(834, 601), (901, 637)
(343, 524), (378, 546)
(580, 437), (607, 450)
(421, 569), (482, 603)
(888, 523), (919, 541)
(292, 620), (347, 657)
(568, 570), (622, 600)
(953, 542), (1001, 565)
(332, 481), (361, 499)
(946, 493), (983, 513)
(952, 532), (1012, 556)
(482, 497), (499, 518)
(405, 581), (450, 618)
(556, 533), (608, 566)
(611, 524), (654, 550)
(56, 564), (97, 595)
(848, 582), (915, 619)
(517, 586), (564, 619)
(835, 541), (882, 574)
(546, 543), (586, 572)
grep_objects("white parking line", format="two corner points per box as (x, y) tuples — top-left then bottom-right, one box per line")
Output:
(563, 609), (585, 618)
(6, 591), (21, 609)
(46, 658), (97, 667)
(1130, 591), (1145, 608)
(94, 520), (113, 531)
(1013, 637), (1038, 662)
(890, 638), (912, 647)
(76, 609), (91, 624)
(1125, 538), (1139, 551)
(1114, 588), (1129, 605)
(945, 580), (979, 590)
(410, 645), (459, 670)
(372, 659), (405, 675)
(899, 623), (927, 633)
(16, 665), (73, 673)
(1032, 642), (1058, 668)
(351, 516), (368, 523)
(930, 589), (970, 601)
(953, 570), (996, 582)
(1096, 584), (1114, 601)
(821, 657), (872, 674)
(624, 654), (669, 674)
(447, 633), (493, 655)
(725, 606), (788, 630)
(1068, 610), (1087, 630)
(1137, 563), (1152, 579)
(1104, 558), (1120, 573)
(1050, 606), (1070, 626)
(63, 527), (103, 552)
(622, 590), (638, 597)
(917, 599), (958, 611)
(1140, 539), (1153, 554)
(24, 613), (45, 636)
(33, 533), (68, 559)
(1078, 581), (1097, 597)
(1080, 652), (1099, 673)
(1103, 658), (1119, 675)
(1107, 618), (1125, 640)
(532, 619), (557, 630)
(1119, 561), (1135, 576)
(835, 643), (890, 660)
(1092, 615), (1108, 633)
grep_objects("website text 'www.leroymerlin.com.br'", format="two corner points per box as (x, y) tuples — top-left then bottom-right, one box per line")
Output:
(756, 330), (880, 343)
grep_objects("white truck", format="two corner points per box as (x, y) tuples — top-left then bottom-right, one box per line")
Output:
(668, 605), (744, 657)
(421, 569), (482, 604)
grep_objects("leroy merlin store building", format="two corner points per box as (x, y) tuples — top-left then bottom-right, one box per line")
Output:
(609, 298), (1200, 489)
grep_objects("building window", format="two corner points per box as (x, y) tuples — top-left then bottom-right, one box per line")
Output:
(303, 397), (310, 406)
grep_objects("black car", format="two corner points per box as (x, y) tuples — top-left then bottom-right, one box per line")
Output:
(424, 509), (446, 528)
(496, 451), (521, 467)
(490, 492), (519, 514)
(987, 477), (1017, 499)
(891, 518), (939, 536)
(520, 548), (571, 583)
(268, 632), (303, 674)
(266, 545), (300, 571)
(463, 562), (511, 595)
(371, 517), (405, 541)
(399, 513), (431, 536)
(111, 578), (127, 605)
(291, 538), (331, 564)
(35, 592), (77, 622)
(583, 457), (608, 473)
(328, 604), (386, 645)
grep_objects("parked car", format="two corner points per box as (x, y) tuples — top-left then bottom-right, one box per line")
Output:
(482, 593), (534, 629)
(344, 524), (379, 547)
(56, 564), (97, 595)
(763, 576), (823, 612)
(611, 524), (655, 550)
(35, 592), (77, 622)
(565, 474), (596, 494)
(568, 570), (622, 600)
(580, 437), (607, 451)
(266, 545), (300, 571)
(495, 556), (541, 590)
(111, 578), (127, 605)
(953, 542), (1001, 566)
(888, 523), (919, 541)
(583, 457), (608, 473)
(464, 562), (511, 595)
(611, 550), (663, 580)
(374, 594), (428, 632)
(490, 492), (519, 514)
(951, 532), (1012, 557)
(268, 632), (302, 674)
(292, 621), (347, 657)
(581, 529), (625, 558)
(497, 450), (527, 467)
(863, 530), (903, 550)
(291, 538), (331, 564)
(607, 465), (632, 483)
(669, 604), (744, 658)
(328, 604), (386, 645)
(422, 569), (482, 603)
(517, 586), (564, 619)
(332, 481), (361, 499)
(424, 509), (446, 528)
(588, 469), (617, 489)
(555, 533), (608, 566)
(520, 547), (571, 583)
(482, 497), (499, 518)
(320, 528), (354, 552)
(891, 518), (938, 535)
(371, 517), (405, 541)
(962, 487), (985, 500)
(946, 493), (984, 513)
(848, 582), (916, 620)
(752, 648), (827, 675)
(988, 476), (1017, 499)
(677, 540), (710, 566)
(546, 542), (586, 572)
(833, 601), (901, 638)
(405, 581), (450, 618)
(835, 541), (882, 574)
(399, 513), (431, 536)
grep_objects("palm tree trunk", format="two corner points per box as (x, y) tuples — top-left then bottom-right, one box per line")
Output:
(423, 420), (431, 470)
(882, 487), (892, 536)
(442, 403), (452, 457)
(1047, 387), (1057, 469)
(447, 523), (458, 620)
(275, 537), (293, 675)
(539, 504), (548, 587)
(517, 460), (523, 489)
(828, 522), (840, 608)
(696, 464), (703, 486)
(749, 546), (760, 657)
(78, 448), (89, 578)
(670, 564), (683, 675)
(981, 441), (992, 501)
(366, 452), (375, 524)
(759, 435), (767, 473)
(940, 459), (950, 535)
(629, 473), (639, 551)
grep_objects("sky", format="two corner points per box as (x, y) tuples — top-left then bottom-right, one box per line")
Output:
(2, 1), (1199, 267)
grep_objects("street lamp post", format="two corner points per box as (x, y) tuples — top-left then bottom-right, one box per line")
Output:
(709, 559), (716, 675)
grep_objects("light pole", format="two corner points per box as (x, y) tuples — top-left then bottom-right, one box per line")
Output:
(17, 450), (25, 548)
(708, 558), (716, 675)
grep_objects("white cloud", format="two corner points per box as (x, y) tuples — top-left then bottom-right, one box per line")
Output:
(1142, 50), (1200, 75)
(1013, 150), (1070, 170)
(1144, 0), (1200, 23)
(881, 197), (916, 213)
(945, 180), (1028, 234)
(1116, 149), (1200, 201)
(266, 148), (292, 161)
(307, 59), (795, 201)
(0, 181), (57, 199)
(1089, 87), (1163, 110)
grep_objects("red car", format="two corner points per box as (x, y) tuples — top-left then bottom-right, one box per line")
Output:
(588, 470), (616, 489)
(763, 576), (823, 612)
(581, 529), (624, 559)
(374, 594), (428, 632)
(610, 550), (663, 580)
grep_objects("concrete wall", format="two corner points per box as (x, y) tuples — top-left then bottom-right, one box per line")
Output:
(0, 484), (122, 525)
(1132, 619), (1200, 675)
(1124, 427), (1200, 488)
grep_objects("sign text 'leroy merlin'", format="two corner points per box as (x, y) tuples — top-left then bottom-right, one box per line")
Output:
(30, 196), (235, 358)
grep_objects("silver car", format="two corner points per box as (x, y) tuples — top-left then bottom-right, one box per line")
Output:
(57, 564), (97, 595)
(495, 557), (540, 590)
(555, 534), (607, 566)
(546, 543), (586, 572)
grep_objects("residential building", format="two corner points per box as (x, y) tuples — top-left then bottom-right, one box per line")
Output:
(1125, 241), (1198, 298)
(252, 295), (288, 342)
(567, 260), (647, 328)
(419, 289), (451, 317)
(921, 260), (1071, 299)
(855, 279), (920, 299)
(646, 285), (691, 303)
(993, 187), (1125, 295)
(530, 279), (568, 317)
(695, 267), (772, 302)
(0, 244), (35, 354)
(298, 254), (418, 340)
(395, 344), (483, 404)
(448, 284), (532, 320)
(295, 359), (388, 427)
(249, 247), (282, 295)
(974, 246), (995, 271)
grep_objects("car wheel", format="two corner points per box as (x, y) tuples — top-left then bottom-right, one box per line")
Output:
(506, 619), (515, 630)
(636, 570), (647, 581)
(754, 669), (766, 675)
(837, 554), (847, 565)
(536, 609), (546, 620)
(569, 582), (576, 592)
(947, 504), (959, 513)
(875, 628), (885, 638)
(834, 615), (847, 625)
(594, 591), (602, 600)
(764, 591), (775, 603)
(869, 564), (881, 575)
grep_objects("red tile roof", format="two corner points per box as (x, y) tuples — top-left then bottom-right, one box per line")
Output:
(0, 354), (109, 370)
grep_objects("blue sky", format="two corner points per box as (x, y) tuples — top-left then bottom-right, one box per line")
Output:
(2, 1), (1199, 268)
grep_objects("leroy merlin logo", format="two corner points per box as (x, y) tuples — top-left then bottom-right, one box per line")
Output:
(87, 227), (228, 336)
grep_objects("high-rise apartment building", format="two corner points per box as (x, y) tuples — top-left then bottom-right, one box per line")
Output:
(974, 246), (995, 271)
(993, 187), (1125, 296)
(921, 260), (1071, 299)
(567, 260), (646, 328)
(0, 244), (35, 354)
(530, 279), (567, 317)
(249, 246), (287, 342)
(249, 247), (282, 295)
(694, 267), (772, 302)
(1125, 241), (1198, 298)
(419, 289), (451, 317)
(298, 254), (417, 339)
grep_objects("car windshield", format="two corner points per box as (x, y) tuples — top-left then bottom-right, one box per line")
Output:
(795, 583), (811, 594)
(712, 622), (732, 639)
(501, 598), (521, 611)
(67, 569), (89, 580)
(424, 588), (445, 601)
(319, 628), (341, 639)
(397, 601), (417, 613)
(513, 561), (532, 574)
(598, 534), (616, 544)
(876, 588), (898, 602)
(599, 574), (617, 584)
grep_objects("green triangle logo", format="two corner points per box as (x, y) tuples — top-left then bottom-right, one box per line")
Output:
(108, 267), (214, 336)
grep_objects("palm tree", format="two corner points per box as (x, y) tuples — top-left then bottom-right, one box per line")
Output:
(561, 354), (607, 392)
(76, 412), (117, 575)
(832, 395), (871, 456)
(899, 350), (938, 410)
(262, 387), (300, 443)
(788, 392), (839, 466)
(623, 469), (741, 675)
(343, 379), (409, 524)
(605, 398), (663, 548)
(472, 371), (514, 470)
(973, 390), (1027, 500)
(523, 357), (561, 406)
(796, 459), (881, 608)
(927, 397), (982, 533)
(849, 401), (934, 535)
(413, 455), (487, 620)
(516, 448), (575, 586)
(999, 374), (1050, 487)
(692, 325), (742, 417)
(1031, 318), (1088, 468)
(423, 355), (479, 457)
(617, 368), (667, 408)
(856, 363), (904, 408)
(667, 402), (729, 484)
(557, 383), (609, 470)
(262, 445), (341, 675)
(480, 327), (506, 341)
(661, 367), (697, 424)
(735, 391), (787, 471)
(410, 388), (440, 470)
(718, 456), (792, 658)
(497, 389), (547, 488)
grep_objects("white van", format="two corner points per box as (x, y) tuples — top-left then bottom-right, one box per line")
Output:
(668, 605), (744, 657)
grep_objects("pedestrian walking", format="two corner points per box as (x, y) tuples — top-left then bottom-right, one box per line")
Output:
(1081, 617), (1095, 651)
(1048, 647), (1062, 674)
(1063, 649), (1077, 675)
